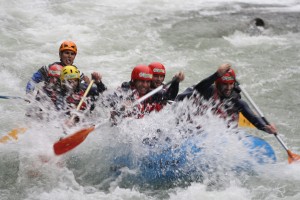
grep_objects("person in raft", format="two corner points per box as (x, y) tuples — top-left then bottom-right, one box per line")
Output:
(148, 62), (184, 101)
(176, 63), (277, 134)
(26, 40), (92, 94)
(110, 64), (184, 121)
(55, 65), (106, 126)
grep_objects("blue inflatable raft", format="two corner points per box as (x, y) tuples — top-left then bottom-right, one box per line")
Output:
(111, 133), (276, 185)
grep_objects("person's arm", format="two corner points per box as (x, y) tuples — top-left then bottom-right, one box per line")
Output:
(91, 72), (107, 93)
(194, 72), (219, 94)
(236, 99), (269, 132)
(164, 80), (179, 101)
(81, 73), (107, 98)
(164, 71), (185, 101)
(194, 63), (231, 95)
(175, 87), (194, 101)
(26, 66), (48, 93)
(96, 81), (106, 93)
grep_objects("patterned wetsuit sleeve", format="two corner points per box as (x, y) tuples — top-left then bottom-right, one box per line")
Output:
(26, 66), (48, 93)
(236, 99), (267, 132)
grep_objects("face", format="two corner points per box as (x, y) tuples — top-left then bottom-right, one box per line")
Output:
(47, 77), (60, 89)
(152, 74), (165, 88)
(63, 79), (79, 92)
(60, 50), (76, 66)
(218, 82), (234, 98)
(134, 80), (151, 96)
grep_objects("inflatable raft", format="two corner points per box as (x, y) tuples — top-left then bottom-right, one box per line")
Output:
(111, 132), (276, 185)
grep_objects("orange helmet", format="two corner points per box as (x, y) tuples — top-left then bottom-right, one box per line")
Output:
(59, 41), (77, 54)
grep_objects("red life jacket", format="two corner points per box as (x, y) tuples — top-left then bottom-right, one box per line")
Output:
(36, 87), (58, 107)
(44, 87), (58, 103)
(212, 87), (239, 127)
(66, 90), (87, 110)
(132, 90), (164, 118)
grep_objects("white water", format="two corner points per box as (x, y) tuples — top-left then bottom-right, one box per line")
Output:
(1, 0), (300, 199)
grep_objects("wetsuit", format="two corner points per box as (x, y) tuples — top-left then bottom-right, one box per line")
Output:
(150, 80), (180, 101)
(176, 72), (269, 132)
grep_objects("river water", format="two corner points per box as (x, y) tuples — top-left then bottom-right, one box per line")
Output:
(1, 0), (300, 199)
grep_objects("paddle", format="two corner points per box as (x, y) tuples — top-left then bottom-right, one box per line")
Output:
(53, 78), (177, 155)
(239, 84), (300, 164)
(0, 128), (27, 144)
(0, 95), (31, 143)
(0, 95), (25, 100)
(67, 80), (95, 125)
(54, 80), (95, 154)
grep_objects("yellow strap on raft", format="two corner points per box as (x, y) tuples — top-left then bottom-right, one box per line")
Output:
(238, 112), (255, 128)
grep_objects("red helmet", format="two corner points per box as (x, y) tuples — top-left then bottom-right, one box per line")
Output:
(48, 64), (63, 77)
(215, 69), (236, 85)
(149, 62), (166, 76)
(59, 41), (77, 54)
(131, 65), (153, 81)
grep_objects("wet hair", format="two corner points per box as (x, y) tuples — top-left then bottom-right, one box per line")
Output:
(254, 18), (265, 27)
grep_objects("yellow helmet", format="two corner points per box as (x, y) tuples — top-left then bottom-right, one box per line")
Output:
(60, 65), (80, 81)
(59, 41), (77, 54)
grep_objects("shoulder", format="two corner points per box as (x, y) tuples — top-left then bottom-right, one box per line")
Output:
(121, 81), (131, 91)
(175, 86), (195, 101)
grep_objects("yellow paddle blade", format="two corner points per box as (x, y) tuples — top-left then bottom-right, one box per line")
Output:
(238, 112), (255, 128)
(0, 128), (27, 144)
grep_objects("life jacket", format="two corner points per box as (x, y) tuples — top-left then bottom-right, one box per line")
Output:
(132, 90), (164, 118)
(211, 87), (239, 127)
(35, 85), (59, 106)
(44, 87), (59, 104)
(65, 90), (87, 110)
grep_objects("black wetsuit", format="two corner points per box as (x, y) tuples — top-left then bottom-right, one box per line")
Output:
(150, 80), (180, 101)
(176, 72), (269, 132)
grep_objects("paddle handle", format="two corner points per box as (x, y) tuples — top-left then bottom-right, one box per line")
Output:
(70, 80), (95, 121)
(238, 85), (265, 119)
(134, 78), (176, 106)
(0, 95), (25, 100)
(239, 84), (290, 151)
(76, 80), (95, 111)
